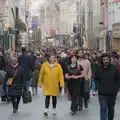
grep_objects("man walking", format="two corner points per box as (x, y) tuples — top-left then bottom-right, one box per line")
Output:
(95, 53), (120, 120)
(18, 47), (33, 89)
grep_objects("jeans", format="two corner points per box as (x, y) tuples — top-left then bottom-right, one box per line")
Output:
(26, 81), (30, 90)
(32, 87), (38, 94)
(98, 95), (116, 120)
(11, 96), (21, 109)
(92, 80), (97, 92)
(45, 96), (57, 109)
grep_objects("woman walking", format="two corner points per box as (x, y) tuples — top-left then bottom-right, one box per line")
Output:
(65, 55), (84, 115)
(4, 57), (25, 113)
(39, 54), (64, 116)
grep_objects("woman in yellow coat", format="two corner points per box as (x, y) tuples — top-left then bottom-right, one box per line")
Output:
(38, 54), (64, 116)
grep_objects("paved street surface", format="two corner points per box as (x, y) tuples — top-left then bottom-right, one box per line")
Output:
(1, 90), (120, 120)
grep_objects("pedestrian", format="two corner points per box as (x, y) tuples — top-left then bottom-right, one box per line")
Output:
(4, 57), (25, 113)
(31, 51), (41, 95)
(0, 52), (6, 102)
(39, 53), (64, 116)
(18, 47), (33, 89)
(91, 53), (98, 96)
(95, 53), (120, 120)
(0, 70), (6, 102)
(65, 55), (84, 115)
(77, 50), (92, 110)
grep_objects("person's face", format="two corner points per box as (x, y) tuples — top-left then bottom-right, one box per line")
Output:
(103, 57), (110, 66)
(11, 57), (18, 66)
(84, 55), (89, 59)
(89, 55), (92, 61)
(92, 54), (97, 60)
(78, 51), (84, 58)
(71, 56), (77, 64)
(97, 53), (102, 58)
(49, 55), (56, 64)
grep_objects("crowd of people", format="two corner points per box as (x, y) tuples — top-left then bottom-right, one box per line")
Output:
(0, 46), (120, 120)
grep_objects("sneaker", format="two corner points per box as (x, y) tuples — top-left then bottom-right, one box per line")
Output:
(0, 101), (7, 104)
(13, 109), (17, 113)
(43, 109), (48, 116)
(70, 109), (76, 115)
(16, 105), (18, 111)
(85, 104), (88, 109)
(78, 106), (83, 111)
(53, 109), (56, 115)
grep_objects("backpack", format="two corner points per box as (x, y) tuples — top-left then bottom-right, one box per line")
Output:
(34, 57), (41, 70)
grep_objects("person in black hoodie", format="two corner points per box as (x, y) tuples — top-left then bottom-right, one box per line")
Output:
(18, 47), (33, 89)
(95, 53), (120, 120)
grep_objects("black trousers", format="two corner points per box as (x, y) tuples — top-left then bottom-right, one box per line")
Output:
(11, 96), (21, 109)
(79, 80), (89, 107)
(45, 96), (57, 109)
(67, 81), (81, 111)
(79, 92), (89, 107)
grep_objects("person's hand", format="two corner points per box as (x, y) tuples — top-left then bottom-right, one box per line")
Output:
(71, 75), (76, 79)
(72, 75), (78, 79)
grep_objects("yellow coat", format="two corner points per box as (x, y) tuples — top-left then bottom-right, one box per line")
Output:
(38, 62), (64, 96)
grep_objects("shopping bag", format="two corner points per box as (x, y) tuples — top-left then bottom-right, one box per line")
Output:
(22, 90), (32, 104)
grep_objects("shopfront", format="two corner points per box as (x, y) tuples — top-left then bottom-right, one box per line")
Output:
(112, 23), (120, 51)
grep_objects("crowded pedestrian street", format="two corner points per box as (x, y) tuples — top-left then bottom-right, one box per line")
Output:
(1, 1), (120, 120)
(1, 89), (120, 120)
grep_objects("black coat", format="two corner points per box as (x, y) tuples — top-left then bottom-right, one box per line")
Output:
(0, 56), (5, 70)
(4, 65), (25, 96)
(18, 53), (33, 78)
(95, 64), (120, 95)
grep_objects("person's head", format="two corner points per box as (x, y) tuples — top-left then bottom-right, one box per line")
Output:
(77, 50), (84, 59)
(92, 53), (97, 60)
(11, 57), (18, 66)
(21, 47), (26, 53)
(35, 51), (40, 56)
(97, 51), (102, 58)
(101, 54), (111, 67)
(69, 55), (77, 64)
(48, 54), (57, 64)
(89, 54), (92, 61)
(84, 54), (89, 60)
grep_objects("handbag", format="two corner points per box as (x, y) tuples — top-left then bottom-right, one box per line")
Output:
(6, 68), (18, 85)
(22, 90), (32, 104)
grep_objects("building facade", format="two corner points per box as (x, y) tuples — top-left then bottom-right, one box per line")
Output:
(99, 0), (108, 51)
(108, 0), (120, 50)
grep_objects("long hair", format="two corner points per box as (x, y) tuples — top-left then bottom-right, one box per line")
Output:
(100, 53), (111, 66)
(69, 55), (77, 65)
